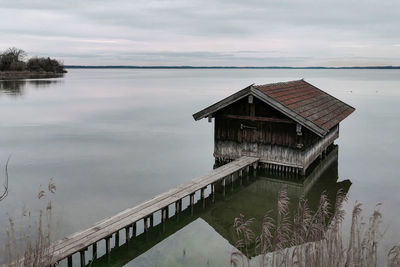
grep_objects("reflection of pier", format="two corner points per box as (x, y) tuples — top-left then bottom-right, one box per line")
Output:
(89, 145), (350, 266)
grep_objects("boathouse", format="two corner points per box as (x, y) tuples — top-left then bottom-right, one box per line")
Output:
(193, 79), (355, 175)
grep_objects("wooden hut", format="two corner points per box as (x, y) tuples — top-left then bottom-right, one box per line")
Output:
(193, 79), (355, 175)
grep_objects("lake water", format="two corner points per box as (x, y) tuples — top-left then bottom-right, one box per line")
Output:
(0, 69), (399, 266)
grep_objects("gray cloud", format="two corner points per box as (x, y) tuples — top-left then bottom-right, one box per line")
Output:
(0, 0), (399, 66)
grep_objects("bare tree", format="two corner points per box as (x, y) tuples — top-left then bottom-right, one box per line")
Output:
(3, 47), (26, 62)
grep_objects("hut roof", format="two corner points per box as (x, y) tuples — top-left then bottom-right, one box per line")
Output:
(193, 79), (355, 137)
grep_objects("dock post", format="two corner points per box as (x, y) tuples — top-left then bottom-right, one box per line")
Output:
(240, 173), (243, 185)
(150, 214), (154, 227)
(190, 193), (195, 215)
(222, 178), (226, 197)
(80, 249), (86, 267)
(231, 174), (234, 191)
(162, 208), (167, 232)
(115, 230), (120, 247)
(144, 217), (148, 233)
(92, 242), (97, 260)
(165, 206), (169, 218)
(253, 162), (258, 176)
(105, 236), (111, 255)
(161, 208), (167, 224)
(201, 187), (206, 208)
(132, 222), (137, 238)
(67, 256), (72, 267)
(211, 183), (215, 203)
(175, 201), (180, 215)
(125, 226), (130, 243)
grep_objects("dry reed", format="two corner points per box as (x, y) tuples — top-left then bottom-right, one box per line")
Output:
(231, 189), (400, 267)
(3, 178), (56, 267)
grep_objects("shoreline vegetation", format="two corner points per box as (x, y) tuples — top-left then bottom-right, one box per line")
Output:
(64, 65), (400, 69)
(0, 47), (66, 80)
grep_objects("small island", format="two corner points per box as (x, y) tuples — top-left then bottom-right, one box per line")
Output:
(0, 47), (66, 80)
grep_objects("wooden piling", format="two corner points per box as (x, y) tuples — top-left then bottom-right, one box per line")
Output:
(92, 242), (97, 260)
(115, 231), (119, 247)
(125, 226), (130, 243)
(190, 193), (195, 214)
(149, 214), (154, 227)
(211, 183), (216, 203)
(80, 249), (86, 267)
(132, 222), (136, 238)
(162, 208), (167, 223)
(105, 236), (111, 255)
(67, 256), (72, 267)
(175, 201), (180, 215)
(201, 187), (206, 208)
(144, 217), (148, 233)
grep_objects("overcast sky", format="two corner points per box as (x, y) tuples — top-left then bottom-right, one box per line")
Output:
(1, 0), (399, 66)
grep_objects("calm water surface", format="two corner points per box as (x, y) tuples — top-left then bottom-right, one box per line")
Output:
(0, 69), (399, 266)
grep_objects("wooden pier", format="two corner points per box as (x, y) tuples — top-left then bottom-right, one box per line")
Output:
(28, 156), (259, 266)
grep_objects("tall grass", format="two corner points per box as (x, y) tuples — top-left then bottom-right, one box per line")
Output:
(4, 178), (56, 266)
(231, 189), (400, 267)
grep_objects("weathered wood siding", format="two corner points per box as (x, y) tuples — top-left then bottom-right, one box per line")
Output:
(213, 96), (339, 172)
(214, 97), (320, 150)
(214, 125), (339, 172)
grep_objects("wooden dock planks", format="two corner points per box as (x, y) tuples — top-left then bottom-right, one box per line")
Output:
(47, 156), (259, 264)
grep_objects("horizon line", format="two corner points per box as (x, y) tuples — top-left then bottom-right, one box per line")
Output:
(64, 65), (400, 69)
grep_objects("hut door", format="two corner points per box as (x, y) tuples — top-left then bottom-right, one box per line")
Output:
(240, 123), (258, 156)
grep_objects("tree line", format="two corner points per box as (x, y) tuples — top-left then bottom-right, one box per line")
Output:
(0, 47), (66, 73)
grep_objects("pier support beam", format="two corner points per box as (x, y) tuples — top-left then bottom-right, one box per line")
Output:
(80, 249), (86, 267)
(201, 187), (206, 208)
(92, 242), (97, 260)
(67, 256), (72, 267)
(175, 200), (182, 215)
(125, 226), (130, 243)
(211, 183), (216, 203)
(115, 231), (119, 247)
(222, 178), (226, 196)
(161, 208), (167, 223)
(132, 222), (136, 238)
(144, 217), (149, 233)
(162, 208), (167, 232)
(253, 162), (258, 175)
(105, 236), (111, 255)
(190, 193), (195, 214)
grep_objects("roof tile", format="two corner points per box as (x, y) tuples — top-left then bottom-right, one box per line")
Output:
(254, 80), (355, 131)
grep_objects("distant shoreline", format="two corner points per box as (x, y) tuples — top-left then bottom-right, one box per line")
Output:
(65, 65), (400, 69)
(0, 71), (65, 80)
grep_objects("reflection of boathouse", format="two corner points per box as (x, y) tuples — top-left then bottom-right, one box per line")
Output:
(91, 145), (350, 265)
(193, 80), (355, 175)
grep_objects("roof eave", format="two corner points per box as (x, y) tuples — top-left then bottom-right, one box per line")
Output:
(192, 85), (253, 121)
(192, 84), (328, 138)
